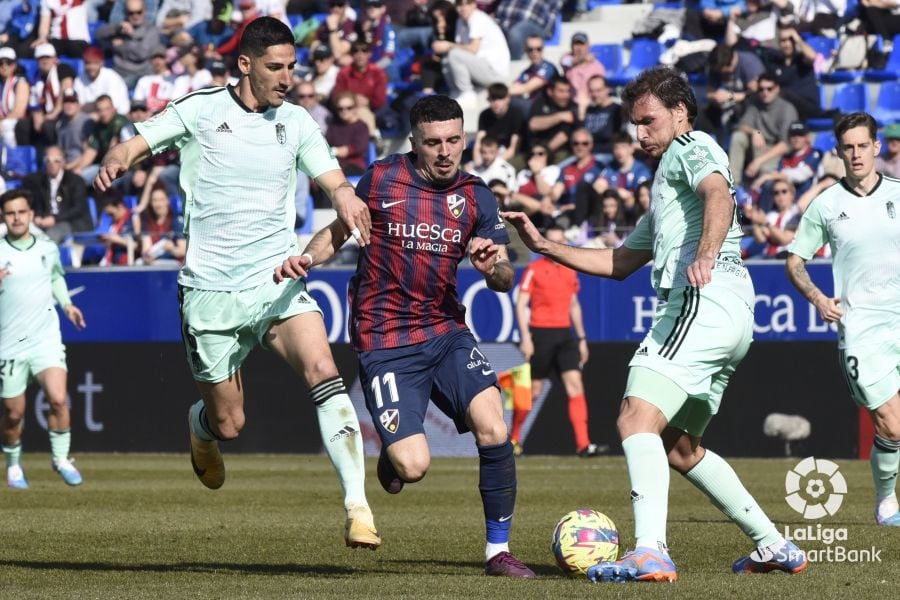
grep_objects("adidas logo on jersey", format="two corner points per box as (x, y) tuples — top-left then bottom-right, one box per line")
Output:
(216, 122), (232, 133)
(836, 211), (850, 221)
(636, 346), (649, 356)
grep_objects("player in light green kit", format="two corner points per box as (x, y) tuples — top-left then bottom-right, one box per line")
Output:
(787, 112), (900, 527)
(504, 66), (807, 582)
(1, 189), (86, 489)
(93, 17), (380, 549)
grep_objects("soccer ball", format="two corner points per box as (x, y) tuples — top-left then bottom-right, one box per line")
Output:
(551, 509), (620, 575)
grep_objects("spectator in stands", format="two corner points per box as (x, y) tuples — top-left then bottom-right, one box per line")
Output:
(356, 0), (395, 72)
(593, 188), (627, 248)
(508, 34), (559, 112)
(582, 74), (623, 165)
(312, 0), (358, 67)
(729, 72), (798, 185)
(139, 182), (185, 265)
(511, 142), (560, 222)
(325, 90), (370, 176)
(294, 80), (331, 133)
(433, 0), (510, 110)
(769, 25), (821, 121)
(73, 46), (131, 115)
(97, 0), (163, 88)
(107, 0), (159, 26)
(697, 0), (747, 40)
(473, 83), (523, 167)
(22, 145), (92, 243)
(331, 40), (386, 137)
(625, 179), (650, 226)
(396, 0), (432, 53)
(420, 0), (456, 95)
(725, 0), (777, 49)
(0, 2), (39, 57)
(495, 0), (562, 60)
(559, 32), (605, 115)
(0, 46), (30, 147)
(747, 179), (799, 258)
(172, 43), (212, 96)
(472, 135), (517, 190)
(71, 94), (133, 185)
(33, 0), (91, 58)
(97, 189), (134, 266)
(56, 88), (93, 169)
(215, 1), (260, 56)
(186, 10), (235, 49)
(750, 120), (821, 210)
(208, 58), (235, 87)
(599, 132), (653, 205)
(551, 127), (606, 229)
(156, 0), (212, 35)
(876, 122), (900, 178)
(528, 75), (579, 161)
(786, 0), (844, 36)
(132, 46), (179, 114)
(702, 43), (764, 143)
(30, 43), (75, 146)
(859, 0), (900, 43)
(307, 44), (339, 102)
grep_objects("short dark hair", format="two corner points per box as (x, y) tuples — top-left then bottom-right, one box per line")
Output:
(239, 16), (294, 58)
(758, 71), (778, 87)
(621, 66), (697, 123)
(0, 189), (33, 211)
(548, 74), (571, 89)
(409, 94), (463, 131)
(611, 131), (633, 145)
(95, 94), (113, 106)
(834, 111), (878, 144)
(350, 40), (371, 54)
(487, 82), (508, 100)
(708, 45), (734, 72)
(481, 135), (499, 148)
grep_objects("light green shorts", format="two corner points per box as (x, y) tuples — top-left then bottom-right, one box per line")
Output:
(839, 340), (900, 410)
(178, 277), (323, 383)
(625, 281), (754, 437)
(0, 341), (67, 399)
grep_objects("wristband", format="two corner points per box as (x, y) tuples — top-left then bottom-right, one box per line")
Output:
(301, 253), (314, 266)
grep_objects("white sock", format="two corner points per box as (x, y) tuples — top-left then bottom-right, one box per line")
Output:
(485, 541), (509, 561)
(877, 492), (899, 520)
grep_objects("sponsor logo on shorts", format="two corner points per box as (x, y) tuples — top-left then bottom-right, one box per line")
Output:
(380, 409), (399, 433)
(296, 294), (310, 304)
(466, 347), (493, 375)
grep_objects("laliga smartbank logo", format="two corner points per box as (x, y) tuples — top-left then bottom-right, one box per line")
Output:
(780, 457), (882, 563)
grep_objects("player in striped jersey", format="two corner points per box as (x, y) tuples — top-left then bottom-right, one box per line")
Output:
(277, 95), (535, 578)
(1, 189), (86, 489)
(505, 66), (806, 582)
(787, 112), (900, 527)
(93, 17), (380, 549)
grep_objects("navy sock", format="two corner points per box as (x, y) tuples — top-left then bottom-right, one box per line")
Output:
(478, 439), (517, 544)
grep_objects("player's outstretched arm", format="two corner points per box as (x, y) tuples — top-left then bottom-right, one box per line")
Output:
(94, 135), (152, 192)
(502, 211), (650, 279)
(785, 253), (843, 322)
(274, 219), (351, 283)
(689, 172), (735, 288)
(470, 237), (515, 292)
(317, 170), (372, 247)
(63, 304), (87, 330)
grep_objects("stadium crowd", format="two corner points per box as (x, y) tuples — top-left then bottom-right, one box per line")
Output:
(0, 0), (897, 265)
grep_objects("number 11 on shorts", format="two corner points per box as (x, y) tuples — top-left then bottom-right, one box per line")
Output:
(371, 372), (399, 409)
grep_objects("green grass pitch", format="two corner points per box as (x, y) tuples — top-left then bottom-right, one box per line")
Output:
(1, 454), (897, 599)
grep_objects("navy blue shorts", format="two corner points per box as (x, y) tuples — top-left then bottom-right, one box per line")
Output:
(358, 328), (499, 447)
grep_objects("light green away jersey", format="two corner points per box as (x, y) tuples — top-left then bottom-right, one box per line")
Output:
(136, 86), (341, 291)
(625, 130), (744, 298)
(0, 236), (65, 355)
(789, 174), (900, 348)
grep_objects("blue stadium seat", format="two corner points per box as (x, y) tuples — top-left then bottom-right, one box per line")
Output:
(18, 58), (38, 83)
(367, 141), (377, 165)
(287, 14), (304, 30)
(170, 194), (183, 215)
(72, 205), (114, 265)
(545, 14), (562, 47)
(58, 244), (73, 267)
(813, 131), (836, 154)
(830, 82), (870, 114)
(864, 35), (900, 81)
(124, 195), (138, 210)
(87, 196), (98, 227)
(88, 20), (105, 43)
(588, 0), (622, 7)
(622, 39), (661, 78)
(295, 46), (309, 66)
(805, 36), (838, 61)
(873, 80), (900, 125)
(59, 57), (84, 77)
(591, 44), (623, 77)
(3, 145), (38, 178)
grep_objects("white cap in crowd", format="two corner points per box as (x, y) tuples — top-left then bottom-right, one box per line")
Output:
(0, 47), (16, 61)
(35, 43), (57, 59)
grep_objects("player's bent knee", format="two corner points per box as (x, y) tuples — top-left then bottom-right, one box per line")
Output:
(394, 456), (429, 483)
(304, 356), (340, 385)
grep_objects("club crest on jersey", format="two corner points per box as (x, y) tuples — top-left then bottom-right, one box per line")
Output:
(275, 123), (286, 144)
(447, 193), (465, 218)
(380, 409), (399, 434)
(685, 146), (712, 172)
(888, 200), (896, 219)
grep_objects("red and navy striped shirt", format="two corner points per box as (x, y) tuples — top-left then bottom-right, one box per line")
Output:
(349, 153), (510, 351)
